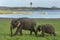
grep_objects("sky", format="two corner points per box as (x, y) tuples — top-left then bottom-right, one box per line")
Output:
(0, 0), (60, 7)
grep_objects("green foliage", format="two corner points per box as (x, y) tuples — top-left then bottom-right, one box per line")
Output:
(0, 19), (60, 40)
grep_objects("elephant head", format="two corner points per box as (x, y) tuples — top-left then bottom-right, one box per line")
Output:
(10, 19), (21, 36)
(37, 25), (42, 32)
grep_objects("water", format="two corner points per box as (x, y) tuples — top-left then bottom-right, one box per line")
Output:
(0, 10), (60, 18)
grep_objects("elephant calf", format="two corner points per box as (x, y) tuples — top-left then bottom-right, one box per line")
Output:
(37, 24), (56, 37)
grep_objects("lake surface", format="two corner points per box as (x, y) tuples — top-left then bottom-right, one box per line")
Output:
(0, 10), (60, 18)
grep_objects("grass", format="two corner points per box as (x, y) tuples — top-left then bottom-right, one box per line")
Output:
(0, 19), (60, 40)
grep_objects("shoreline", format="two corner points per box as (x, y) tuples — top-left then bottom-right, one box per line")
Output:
(0, 18), (60, 19)
(0, 11), (33, 14)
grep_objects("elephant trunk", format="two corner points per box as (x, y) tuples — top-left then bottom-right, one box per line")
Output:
(10, 25), (13, 36)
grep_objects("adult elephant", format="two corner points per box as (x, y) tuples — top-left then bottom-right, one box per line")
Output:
(10, 18), (37, 36)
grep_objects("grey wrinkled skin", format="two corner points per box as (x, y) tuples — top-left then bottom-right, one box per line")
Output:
(10, 18), (37, 36)
(37, 24), (56, 37)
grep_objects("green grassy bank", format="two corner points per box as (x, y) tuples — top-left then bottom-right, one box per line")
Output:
(0, 18), (60, 40)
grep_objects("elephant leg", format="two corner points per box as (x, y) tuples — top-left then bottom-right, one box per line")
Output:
(50, 33), (52, 36)
(30, 29), (33, 35)
(53, 32), (56, 36)
(40, 30), (45, 37)
(50, 32), (53, 36)
(19, 29), (23, 35)
(40, 32), (45, 37)
(32, 29), (37, 36)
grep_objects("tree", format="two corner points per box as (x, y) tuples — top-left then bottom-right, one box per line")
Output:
(30, 2), (32, 7)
